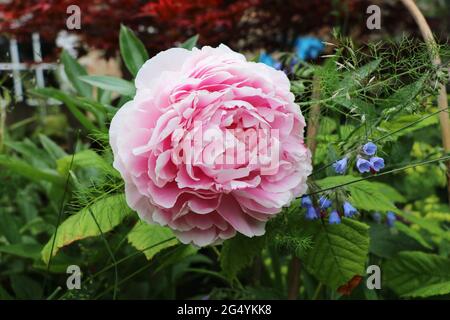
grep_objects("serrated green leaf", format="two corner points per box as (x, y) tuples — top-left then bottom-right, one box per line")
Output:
(316, 175), (399, 213)
(127, 221), (178, 260)
(220, 234), (266, 279)
(61, 50), (92, 98)
(119, 25), (149, 77)
(41, 194), (131, 264)
(383, 74), (427, 110)
(304, 218), (370, 290)
(394, 221), (433, 249)
(379, 113), (438, 139)
(180, 34), (199, 50)
(397, 211), (450, 241)
(339, 59), (381, 92)
(369, 223), (425, 258)
(384, 251), (450, 297)
(79, 75), (135, 97)
(370, 182), (406, 203)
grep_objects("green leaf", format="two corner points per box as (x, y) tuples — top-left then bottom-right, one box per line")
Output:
(304, 218), (370, 290)
(316, 175), (399, 213)
(79, 75), (136, 97)
(339, 59), (381, 92)
(10, 275), (43, 299)
(56, 149), (118, 178)
(384, 251), (450, 297)
(0, 155), (64, 186)
(379, 113), (438, 139)
(0, 244), (42, 260)
(180, 34), (199, 50)
(220, 234), (266, 279)
(30, 87), (97, 132)
(127, 221), (179, 260)
(38, 134), (67, 161)
(0, 211), (21, 244)
(119, 25), (149, 77)
(0, 285), (12, 300)
(394, 221), (433, 250)
(383, 74), (427, 111)
(397, 211), (450, 241)
(41, 194), (132, 264)
(369, 223), (426, 258)
(371, 182), (406, 203)
(61, 50), (92, 98)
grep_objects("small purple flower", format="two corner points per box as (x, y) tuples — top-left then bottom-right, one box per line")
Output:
(305, 206), (319, 220)
(387, 211), (396, 227)
(319, 196), (332, 209)
(301, 196), (313, 208)
(343, 201), (357, 217)
(370, 157), (385, 172)
(259, 52), (282, 70)
(333, 157), (348, 174)
(329, 210), (341, 224)
(356, 157), (371, 173)
(362, 142), (377, 156)
(372, 212), (382, 223)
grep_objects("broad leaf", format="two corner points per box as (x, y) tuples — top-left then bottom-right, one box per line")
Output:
(316, 175), (400, 213)
(304, 218), (370, 290)
(119, 25), (149, 77)
(127, 221), (178, 260)
(41, 194), (131, 264)
(384, 251), (450, 298)
(220, 234), (266, 279)
(369, 223), (427, 258)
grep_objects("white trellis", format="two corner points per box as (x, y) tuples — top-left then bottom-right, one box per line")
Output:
(0, 32), (58, 105)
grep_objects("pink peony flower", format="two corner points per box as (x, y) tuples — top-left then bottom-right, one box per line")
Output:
(109, 44), (312, 246)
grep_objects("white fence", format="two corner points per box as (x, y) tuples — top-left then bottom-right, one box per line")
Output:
(0, 33), (58, 105)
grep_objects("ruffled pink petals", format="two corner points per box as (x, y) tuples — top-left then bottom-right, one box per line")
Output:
(110, 44), (312, 246)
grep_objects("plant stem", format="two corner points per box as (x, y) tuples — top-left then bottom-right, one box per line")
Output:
(401, 0), (450, 206)
(0, 93), (7, 153)
(287, 76), (322, 299)
(287, 257), (301, 299)
(312, 282), (323, 300)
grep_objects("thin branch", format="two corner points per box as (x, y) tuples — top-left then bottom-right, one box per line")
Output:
(287, 76), (321, 300)
(401, 0), (450, 206)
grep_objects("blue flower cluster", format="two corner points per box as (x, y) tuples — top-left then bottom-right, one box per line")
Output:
(258, 52), (282, 70)
(295, 37), (324, 61)
(258, 36), (324, 70)
(373, 211), (397, 227)
(333, 142), (385, 175)
(301, 195), (358, 225)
